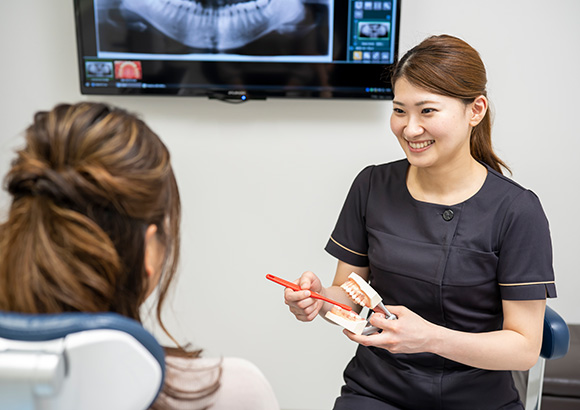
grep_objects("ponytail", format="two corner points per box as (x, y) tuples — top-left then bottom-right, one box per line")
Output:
(471, 108), (511, 175)
(0, 102), (172, 320)
(0, 195), (122, 314)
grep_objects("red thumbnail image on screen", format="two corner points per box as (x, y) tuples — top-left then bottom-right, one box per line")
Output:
(114, 61), (142, 80)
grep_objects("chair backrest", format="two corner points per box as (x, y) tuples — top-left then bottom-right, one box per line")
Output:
(0, 311), (165, 410)
(540, 305), (570, 360)
(525, 305), (570, 410)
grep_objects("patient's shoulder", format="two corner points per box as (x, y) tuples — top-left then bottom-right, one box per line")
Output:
(152, 356), (279, 410)
(210, 357), (279, 410)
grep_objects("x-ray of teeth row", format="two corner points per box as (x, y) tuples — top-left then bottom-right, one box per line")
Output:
(96, 0), (329, 55)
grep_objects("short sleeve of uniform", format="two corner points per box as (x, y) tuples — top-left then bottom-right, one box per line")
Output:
(498, 189), (557, 300)
(324, 166), (373, 267)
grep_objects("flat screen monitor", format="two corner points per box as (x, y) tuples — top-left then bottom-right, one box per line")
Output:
(73, 0), (401, 100)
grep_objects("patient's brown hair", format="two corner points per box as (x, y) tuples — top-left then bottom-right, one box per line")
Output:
(0, 102), (215, 407)
(0, 102), (179, 321)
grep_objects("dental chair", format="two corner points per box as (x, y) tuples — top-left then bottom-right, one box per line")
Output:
(524, 305), (570, 410)
(0, 311), (165, 410)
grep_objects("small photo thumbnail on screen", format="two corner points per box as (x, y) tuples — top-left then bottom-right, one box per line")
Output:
(114, 61), (142, 80)
(85, 61), (113, 78)
(358, 22), (390, 39)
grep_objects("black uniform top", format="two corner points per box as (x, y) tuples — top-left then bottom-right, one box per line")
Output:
(325, 159), (556, 410)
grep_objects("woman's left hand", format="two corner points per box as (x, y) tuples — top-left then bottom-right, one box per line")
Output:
(344, 305), (439, 354)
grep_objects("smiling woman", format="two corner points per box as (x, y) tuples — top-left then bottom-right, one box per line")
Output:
(390, 34), (510, 175)
(280, 34), (556, 410)
(390, 77), (490, 204)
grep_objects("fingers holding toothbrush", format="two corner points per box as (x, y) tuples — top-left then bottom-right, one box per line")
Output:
(283, 271), (324, 322)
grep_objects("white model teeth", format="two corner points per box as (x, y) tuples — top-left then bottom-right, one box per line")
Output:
(121, 0), (305, 51)
(408, 140), (434, 149)
(341, 281), (367, 307)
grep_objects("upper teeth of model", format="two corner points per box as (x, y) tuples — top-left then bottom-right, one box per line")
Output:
(409, 140), (434, 149)
(341, 282), (367, 306)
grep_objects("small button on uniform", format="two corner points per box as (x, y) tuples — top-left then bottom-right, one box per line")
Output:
(442, 209), (454, 221)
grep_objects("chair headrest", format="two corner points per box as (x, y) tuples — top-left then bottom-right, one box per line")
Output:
(0, 311), (165, 371)
(0, 311), (165, 410)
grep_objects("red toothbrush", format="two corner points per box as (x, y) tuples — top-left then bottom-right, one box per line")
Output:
(266, 274), (352, 311)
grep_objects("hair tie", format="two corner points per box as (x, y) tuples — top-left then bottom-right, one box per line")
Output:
(7, 168), (86, 209)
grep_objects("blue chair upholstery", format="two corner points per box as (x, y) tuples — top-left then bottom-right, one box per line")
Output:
(0, 311), (165, 410)
(525, 305), (570, 410)
(540, 306), (570, 360)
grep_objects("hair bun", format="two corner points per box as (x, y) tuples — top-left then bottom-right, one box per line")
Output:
(7, 165), (86, 208)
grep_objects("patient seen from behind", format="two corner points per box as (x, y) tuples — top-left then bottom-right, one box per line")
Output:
(0, 102), (279, 410)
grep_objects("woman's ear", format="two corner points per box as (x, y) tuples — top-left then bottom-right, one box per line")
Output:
(144, 224), (163, 298)
(144, 224), (158, 278)
(469, 95), (488, 127)
(143, 224), (165, 297)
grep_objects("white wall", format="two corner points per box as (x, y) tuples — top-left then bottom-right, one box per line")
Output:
(1, 1), (579, 409)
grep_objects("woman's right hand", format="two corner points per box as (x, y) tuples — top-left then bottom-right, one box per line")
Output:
(284, 271), (325, 322)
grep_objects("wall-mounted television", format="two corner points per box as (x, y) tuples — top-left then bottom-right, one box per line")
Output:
(73, 0), (401, 100)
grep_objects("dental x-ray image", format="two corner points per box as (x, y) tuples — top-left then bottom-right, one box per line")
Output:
(96, 0), (330, 57)
(358, 22), (390, 39)
(85, 61), (114, 77)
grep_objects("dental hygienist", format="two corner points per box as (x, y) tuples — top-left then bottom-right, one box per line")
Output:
(283, 34), (556, 409)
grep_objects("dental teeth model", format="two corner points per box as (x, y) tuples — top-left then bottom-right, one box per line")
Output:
(341, 272), (383, 308)
(325, 272), (396, 335)
(325, 306), (368, 335)
(120, 0), (306, 51)
(341, 273), (396, 320)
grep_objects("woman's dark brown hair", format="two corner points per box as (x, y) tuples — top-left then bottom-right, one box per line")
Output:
(389, 34), (510, 174)
(0, 102), (216, 408)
